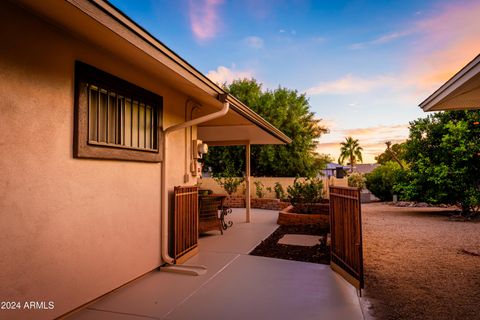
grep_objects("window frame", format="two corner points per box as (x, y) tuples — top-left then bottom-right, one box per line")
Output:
(74, 61), (163, 162)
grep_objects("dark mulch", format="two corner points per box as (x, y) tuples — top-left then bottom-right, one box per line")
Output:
(249, 225), (330, 265)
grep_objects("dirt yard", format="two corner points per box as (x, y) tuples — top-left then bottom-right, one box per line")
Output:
(362, 202), (480, 320)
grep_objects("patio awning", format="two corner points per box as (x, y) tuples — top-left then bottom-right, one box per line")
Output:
(420, 54), (480, 111)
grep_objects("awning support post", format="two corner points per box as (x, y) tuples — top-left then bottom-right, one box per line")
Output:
(246, 142), (251, 223)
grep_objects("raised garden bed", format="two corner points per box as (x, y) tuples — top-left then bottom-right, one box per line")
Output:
(222, 196), (290, 210)
(224, 195), (245, 208)
(251, 198), (290, 210)
(277, 203), (330, 228)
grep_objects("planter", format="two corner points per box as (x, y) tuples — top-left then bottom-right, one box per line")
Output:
(291, 202), (329, 214)
(277, 204), (329, 227)
(224, 195), (245, 208)
(251, 198), (290, 210)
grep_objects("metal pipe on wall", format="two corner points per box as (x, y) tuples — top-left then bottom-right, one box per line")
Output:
(160, 95), (229, 272)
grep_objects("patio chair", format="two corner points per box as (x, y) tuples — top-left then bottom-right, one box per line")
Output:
(198, 195), (223, 235)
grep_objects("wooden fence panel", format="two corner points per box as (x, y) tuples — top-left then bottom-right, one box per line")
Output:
(170, 186), (198, 264)
(329, 186), (364, 290)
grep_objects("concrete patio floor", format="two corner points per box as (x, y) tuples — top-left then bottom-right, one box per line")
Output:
(67, 209), (364, 320)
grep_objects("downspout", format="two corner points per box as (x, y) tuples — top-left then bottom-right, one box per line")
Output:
(161, 94), (229, 271)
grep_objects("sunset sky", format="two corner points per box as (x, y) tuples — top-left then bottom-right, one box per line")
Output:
(111, 0), (480, 163)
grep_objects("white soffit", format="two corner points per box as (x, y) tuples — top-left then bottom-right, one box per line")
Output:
(197, 125), (285, 145)
(420, 54), (480, 111)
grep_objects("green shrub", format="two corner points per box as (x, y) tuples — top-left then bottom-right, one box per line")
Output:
(254, 181), (265, 198)
(287, 178), (324, 204)
(214, 176), (244, 195)
(274, 182), (286, 200)
(365, 161), (404, 201)
(213, 166), (244, 195)
(348, 172), (365, 189)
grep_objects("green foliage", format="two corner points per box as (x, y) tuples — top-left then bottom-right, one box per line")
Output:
(213, 161), (244, 195)
(313, 153), (334, 175)
(365, 161), (405, 201)
(375, 142), (406, 165)
(395, 111), (480, 214)
(274, 182), (286, 200)
(203, 79), (328, 177)
(348, 172), (366, 189)
(338, 137), (363, 172)
(254, 181), (265, 198)
(203, 145), (245, 177)
(214, 176), (244, 195)
(287, 178), (324, 204)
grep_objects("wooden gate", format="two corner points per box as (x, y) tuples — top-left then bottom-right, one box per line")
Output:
(329, 186), (364, 291)
(170, 186), (199, 264)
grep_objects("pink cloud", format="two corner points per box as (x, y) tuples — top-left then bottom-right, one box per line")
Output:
(206, 65), (254, 85)
(406, 0), (480, 92)
(188, 0), (224, 41)
(305, 74), (396, 96)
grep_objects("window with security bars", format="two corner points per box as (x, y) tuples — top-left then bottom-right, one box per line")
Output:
(74, 61), (163, 162)
(87, 85), (157, 151)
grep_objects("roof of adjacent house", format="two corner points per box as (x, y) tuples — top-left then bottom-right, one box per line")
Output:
(352, 163), (379, 174)
(325, 163), (349, 170)
(17, 0), (291, 145)
(420, 53), (480, 112)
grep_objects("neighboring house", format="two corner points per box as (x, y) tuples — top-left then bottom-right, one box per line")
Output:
(352, 163), (379, 175)
(420, 54), (480, 111)
(320, 163), (349, 178)
(0, 1), (290, 319)
(320, 163), (378, 178)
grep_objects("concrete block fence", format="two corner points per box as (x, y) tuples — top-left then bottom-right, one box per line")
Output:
(199, 176), (348, 200)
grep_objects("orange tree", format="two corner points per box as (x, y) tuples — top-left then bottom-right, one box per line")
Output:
(396, 111), (480, 215)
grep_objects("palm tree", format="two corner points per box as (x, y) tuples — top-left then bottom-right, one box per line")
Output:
(338, 137), (363, 172)
(385, 141), (405, 169)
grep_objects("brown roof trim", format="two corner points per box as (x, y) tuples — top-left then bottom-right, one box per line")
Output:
(78, 0), (291, 144)
(86, 0), (222, 95)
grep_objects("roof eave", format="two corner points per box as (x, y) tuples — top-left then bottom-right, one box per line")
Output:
(89, 0), (291, 144)
(419, 53), (480, 112)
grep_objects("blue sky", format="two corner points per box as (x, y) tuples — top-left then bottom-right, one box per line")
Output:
(110, 0), (480, 162)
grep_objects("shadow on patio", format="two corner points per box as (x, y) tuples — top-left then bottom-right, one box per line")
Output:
(67, 209), (364, 320)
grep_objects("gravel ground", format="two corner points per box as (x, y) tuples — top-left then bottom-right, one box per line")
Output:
(362, 202), (480, 320)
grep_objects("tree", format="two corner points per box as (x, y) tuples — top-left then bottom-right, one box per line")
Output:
(375, 142), (406, 168)
(203, 79), (329, 177)
(313, 153), (334, 175)
(396, 111), (480, 215)
(365, 161), (405, 201)
(338, 137), (363, 172)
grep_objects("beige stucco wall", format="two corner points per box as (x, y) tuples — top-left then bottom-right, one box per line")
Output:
(0, 2), (196, 319)
(200, 176), (347, 199)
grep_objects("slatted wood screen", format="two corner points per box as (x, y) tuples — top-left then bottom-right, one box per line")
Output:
(329, 186), (364, 290)
(170, 186), (198, 263)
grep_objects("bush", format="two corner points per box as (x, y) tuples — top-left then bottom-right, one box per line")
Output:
(274, 182), (286, 200)
(365, 161), (404, 201)
(348, 172), (365, 189)
(254, 181), (265, 198)
(287, 178), (324, 205)
(214, 176), (244, 195)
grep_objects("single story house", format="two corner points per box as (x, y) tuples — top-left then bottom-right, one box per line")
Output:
(0, 0), (290, 319)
